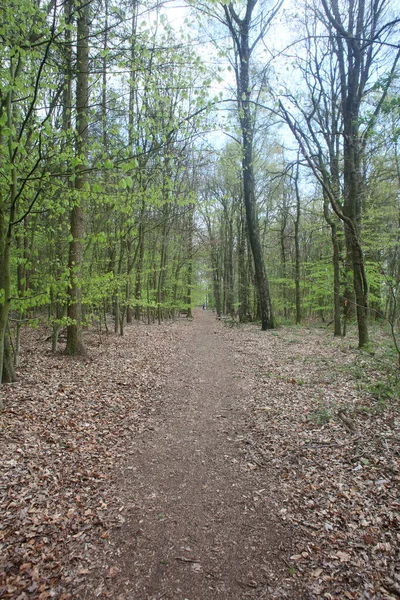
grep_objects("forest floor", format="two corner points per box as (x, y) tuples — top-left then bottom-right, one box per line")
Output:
(1, 309), (400, 600)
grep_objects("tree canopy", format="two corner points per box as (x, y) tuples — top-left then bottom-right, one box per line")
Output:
(1, 0), (400, 385)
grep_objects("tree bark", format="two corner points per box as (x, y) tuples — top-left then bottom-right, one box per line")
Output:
(134, 203), (146, 321)
(294, 171), (302, 325)
(323, 195), (342, 336)
(0, 61), (18, 384)
(185, 205), (194, 318)
(238, 205), (250, 322)
(319, 0), (383, 346)
(222, 199), (234, 317)
(65, 0), (89, 355)
(280, 191), (288, 319)
(223, 0), (275, 330)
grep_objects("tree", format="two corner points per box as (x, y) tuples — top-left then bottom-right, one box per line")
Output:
(279, 0), (400, 347)
(193, 0), (280, 328)
(65, 0), (89, 355)
(293, 162), (302, 326)
(0, 0), (63, 381)
(222, 0), (279, 329)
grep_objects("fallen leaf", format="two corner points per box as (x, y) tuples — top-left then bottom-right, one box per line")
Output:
(336, 551), (351, 562)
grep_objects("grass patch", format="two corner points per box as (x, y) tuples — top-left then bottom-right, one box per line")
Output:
(307, 407), (333, 425)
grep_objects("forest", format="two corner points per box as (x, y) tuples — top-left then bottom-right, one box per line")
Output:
(0, 0), (399, 385)
(1, 1), (400, 598)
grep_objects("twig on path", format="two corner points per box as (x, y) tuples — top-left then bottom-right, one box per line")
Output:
(290, 517), (321, 530)
(236, 578), (258, 588)
(337, 409), (357, 433)
(175, 556), (200, 563)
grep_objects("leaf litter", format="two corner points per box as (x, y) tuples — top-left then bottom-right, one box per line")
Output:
(218, 323), (400, 599)
(0, 318), (399, 599)
(0, 323), (192, 600)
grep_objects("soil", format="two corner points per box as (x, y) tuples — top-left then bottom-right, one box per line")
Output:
(93, 309), (297, 600)
(2, 309), (399, 600)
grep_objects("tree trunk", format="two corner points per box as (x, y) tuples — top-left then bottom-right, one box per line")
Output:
(323, 195), (342, 336)
(0, 221), (14, 383)
(0, 63), (18, 384)
(320, 0), (375, 347)
(223, 1), (275, 330)
(222, 201), (234, 317)
(65, 0), (89, 355)
(135, 231), (145, 320)
(205, 212), (222, 317)
(280, 196), (288, 320)
(294, 176), (302, 325)
(50, 0), (72, 353)
(2, 339), (16, 384)
(238, 206), (250, 322)
(243, 142), (275, 329)
(126, 236), (133, 324)
(185, 206), (194, 318)
(126, 0), (139, 325)
(339, 115), (369, 345)
(157, 204), (170, 324)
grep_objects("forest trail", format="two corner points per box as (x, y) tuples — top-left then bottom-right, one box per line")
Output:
(3, 312), (398, 600)
(96, 309), (294, 599)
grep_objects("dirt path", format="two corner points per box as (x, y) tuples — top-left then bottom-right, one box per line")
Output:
(2, 310), (398, 598)
(96, 310), (295, 599)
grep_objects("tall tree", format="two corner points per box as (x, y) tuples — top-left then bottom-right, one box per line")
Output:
(279, 0), (400, 347)
(293, 163), (302, 326)
(220, 0), (279, 329)
(65, 0), (90, 355)
(0, 0), (61, 381)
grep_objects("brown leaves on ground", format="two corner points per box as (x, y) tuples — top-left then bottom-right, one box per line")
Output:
(0, 323), (192, 600)
(220, 324), (400, 599)
(0, 319), (399, 599)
